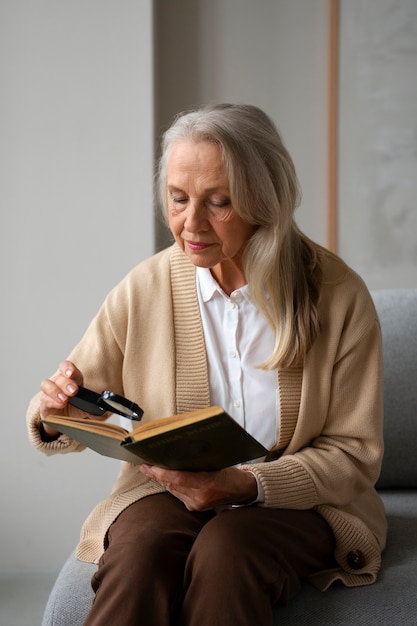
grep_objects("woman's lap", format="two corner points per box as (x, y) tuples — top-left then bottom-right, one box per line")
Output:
(45, 494), (335, 626)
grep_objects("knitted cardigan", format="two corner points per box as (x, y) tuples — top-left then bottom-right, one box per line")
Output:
(27, 244), (386, 591)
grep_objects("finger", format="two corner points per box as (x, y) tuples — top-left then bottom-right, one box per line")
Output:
(39, 378), (71, 418)
(140, 464), (172, 484)
(39, 361), (84, 419)
(50, 361), (84, 401)
(140, 466), (218, 511)
(58, 360), (84, 385)
(46, 375), (78, 402)
(140, 465), (200, 489)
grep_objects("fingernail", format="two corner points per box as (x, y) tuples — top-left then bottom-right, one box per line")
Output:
(65, 369), (72, 377)
(58, 393), (66, 402)
(67, 384), (76, 394)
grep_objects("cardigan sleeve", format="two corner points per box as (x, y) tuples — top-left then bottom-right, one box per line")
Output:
(26, 391), (87, 455)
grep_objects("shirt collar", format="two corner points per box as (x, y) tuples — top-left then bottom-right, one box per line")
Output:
(196, 267), (250, 303)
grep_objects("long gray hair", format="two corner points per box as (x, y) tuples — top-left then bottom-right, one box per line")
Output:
(157, 103), (322, 368)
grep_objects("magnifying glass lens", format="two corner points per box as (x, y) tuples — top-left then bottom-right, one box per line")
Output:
(99, 391), (143, 421)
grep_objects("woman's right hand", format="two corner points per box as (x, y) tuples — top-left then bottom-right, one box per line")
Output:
(39, 360), (85, 438)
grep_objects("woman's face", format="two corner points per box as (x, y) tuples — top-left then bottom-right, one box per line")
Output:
(166, 140), (255, 293)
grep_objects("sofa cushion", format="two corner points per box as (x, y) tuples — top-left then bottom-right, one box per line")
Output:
(371, 290), (417, 489)
(275, 490), (417, 625)
(41, 552), (95, 626)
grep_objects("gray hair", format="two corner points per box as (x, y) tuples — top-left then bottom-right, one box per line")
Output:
(157, 103), (301, 232)
(157, 103), (321, 368)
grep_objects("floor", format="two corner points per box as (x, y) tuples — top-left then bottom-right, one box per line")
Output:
(0, 575), (56, 626)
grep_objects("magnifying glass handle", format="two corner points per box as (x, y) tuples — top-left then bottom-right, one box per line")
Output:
(68, 386), (107, 416)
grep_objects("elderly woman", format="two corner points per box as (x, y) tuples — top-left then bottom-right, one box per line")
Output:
(27, 103), (386, 626)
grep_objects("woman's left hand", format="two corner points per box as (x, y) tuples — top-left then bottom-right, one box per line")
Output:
(140, 464), (258, 511)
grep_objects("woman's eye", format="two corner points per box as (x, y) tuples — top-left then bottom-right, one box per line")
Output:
(208, 198), (230, 209)
(207, 198), (234, 222)
(172, 196), (187, 205)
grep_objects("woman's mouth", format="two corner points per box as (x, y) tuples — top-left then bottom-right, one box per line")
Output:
(185, 241), (214, 252)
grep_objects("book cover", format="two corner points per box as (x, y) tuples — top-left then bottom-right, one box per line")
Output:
(42, 407), (268, 471)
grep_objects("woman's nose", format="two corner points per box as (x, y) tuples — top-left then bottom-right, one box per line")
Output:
(184, 203), (209, 231)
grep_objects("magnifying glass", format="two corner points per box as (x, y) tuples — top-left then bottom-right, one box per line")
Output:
(68, 386), (143, 421)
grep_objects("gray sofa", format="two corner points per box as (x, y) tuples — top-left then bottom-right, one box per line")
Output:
(42, 289), (417, 626)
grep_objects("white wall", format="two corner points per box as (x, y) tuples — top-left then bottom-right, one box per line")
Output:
(0, 0), (154, 574)
(1, 0), (328, 575)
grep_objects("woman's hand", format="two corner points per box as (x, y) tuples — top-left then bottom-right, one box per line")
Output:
(140, 464), (258, 511)
(39, 360), (88, 438)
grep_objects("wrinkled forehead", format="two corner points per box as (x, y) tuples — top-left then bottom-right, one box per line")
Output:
(167, 140), (229, 189)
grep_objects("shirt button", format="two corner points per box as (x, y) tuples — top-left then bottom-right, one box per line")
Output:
(234, 400), (241, 408)
(229, 351), (237, 358)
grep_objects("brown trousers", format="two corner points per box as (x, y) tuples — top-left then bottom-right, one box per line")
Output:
(84, 493), (335, 626)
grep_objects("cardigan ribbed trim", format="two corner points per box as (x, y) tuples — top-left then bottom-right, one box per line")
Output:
(276, 366), (303, 451)
(170, 245), (211, 413)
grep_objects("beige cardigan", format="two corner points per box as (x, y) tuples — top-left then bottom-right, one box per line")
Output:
(27, 244), (386, 591)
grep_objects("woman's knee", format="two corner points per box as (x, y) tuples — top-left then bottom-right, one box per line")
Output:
(181, 509), (296, 620)
(187, 509), (257, 572)
(97, 494), (214, 583)
(106, 494), (210, 548)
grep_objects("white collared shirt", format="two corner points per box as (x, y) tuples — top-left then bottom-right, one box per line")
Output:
(196, 267), (279, 461)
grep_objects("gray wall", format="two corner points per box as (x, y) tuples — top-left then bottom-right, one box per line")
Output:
(154, 0), (329, 250)
(338, 0), (417, 288)
(1, 0), (154, 574)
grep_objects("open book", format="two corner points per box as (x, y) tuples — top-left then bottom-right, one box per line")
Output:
(42, 406), (268, 471)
